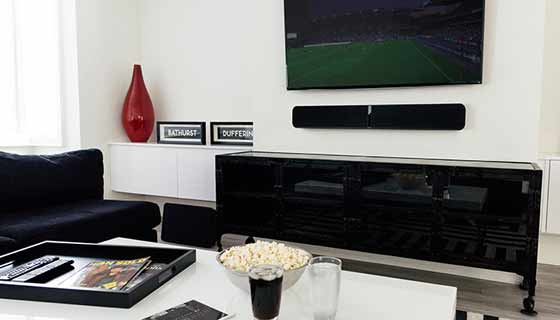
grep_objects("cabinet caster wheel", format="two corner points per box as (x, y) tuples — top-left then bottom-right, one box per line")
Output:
(521, 297), (538, 316)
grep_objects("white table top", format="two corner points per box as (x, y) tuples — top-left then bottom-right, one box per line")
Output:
(0, 238), (457, 320)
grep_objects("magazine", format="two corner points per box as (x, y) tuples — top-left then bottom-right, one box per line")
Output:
(64, 257), (150, 290)
(124, 263), (167, 289)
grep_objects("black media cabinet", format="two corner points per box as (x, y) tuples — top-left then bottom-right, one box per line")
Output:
(215, 151), (542, 314)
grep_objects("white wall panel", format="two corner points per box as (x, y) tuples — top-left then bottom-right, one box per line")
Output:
(110, 144), (178, 198)
(546, 161), (560, 234)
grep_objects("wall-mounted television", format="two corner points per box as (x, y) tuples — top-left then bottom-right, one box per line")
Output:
(284, 0), (485, 90)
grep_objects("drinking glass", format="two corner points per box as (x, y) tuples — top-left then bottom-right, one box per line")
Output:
(309, 256), (342, 320)
(248, 264), (284, 320)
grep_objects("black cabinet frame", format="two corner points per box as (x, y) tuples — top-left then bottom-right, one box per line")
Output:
(216, 151), (542, 315)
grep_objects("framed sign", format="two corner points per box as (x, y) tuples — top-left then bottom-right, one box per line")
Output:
(210, 122), (254, 146)
(157, 122), (206, 145)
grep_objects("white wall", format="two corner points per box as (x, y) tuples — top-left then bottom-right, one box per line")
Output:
(139, 0), (545, 163)
(138, 0), (256, 126)
(75, 0), (141, 197)
(539, 0), (560, 155)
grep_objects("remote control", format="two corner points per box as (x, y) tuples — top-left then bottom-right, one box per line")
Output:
(0, 256), (59, 281)
(12, 259), (74, 283)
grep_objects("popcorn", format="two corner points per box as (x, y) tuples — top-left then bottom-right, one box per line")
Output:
(219, 241), (310, 273)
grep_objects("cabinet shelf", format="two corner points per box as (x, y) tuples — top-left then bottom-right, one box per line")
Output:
(441, 209), (527, 224)
(283, 192), (344, 207)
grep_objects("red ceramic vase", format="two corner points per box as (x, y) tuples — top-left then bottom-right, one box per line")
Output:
(122, 64), (155, 142)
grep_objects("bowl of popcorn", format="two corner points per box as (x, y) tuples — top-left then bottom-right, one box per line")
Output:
(217, 241), (312, 292)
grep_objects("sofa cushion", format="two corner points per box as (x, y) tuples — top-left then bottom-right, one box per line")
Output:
(0, 149), (104, 210)
(0, 200), (161, 247)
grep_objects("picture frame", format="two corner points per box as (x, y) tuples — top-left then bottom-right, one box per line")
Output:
(156, 122), (206, 145)
(210, 122), (254, 146)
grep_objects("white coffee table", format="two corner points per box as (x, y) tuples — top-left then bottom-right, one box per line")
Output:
(0, 238), (457, 320)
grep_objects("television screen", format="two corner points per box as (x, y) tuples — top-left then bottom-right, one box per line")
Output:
(284, 0), (485, 90)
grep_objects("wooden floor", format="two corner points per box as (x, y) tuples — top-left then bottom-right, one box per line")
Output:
(343, 259), (560, 320)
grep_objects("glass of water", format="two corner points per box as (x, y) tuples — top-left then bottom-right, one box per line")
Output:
(309, 256), (342, 320)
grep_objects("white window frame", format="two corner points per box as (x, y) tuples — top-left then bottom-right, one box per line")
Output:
(0, 0), (64, 147)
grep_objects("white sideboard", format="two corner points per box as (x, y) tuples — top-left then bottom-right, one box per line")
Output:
(109, 143), (250, 201)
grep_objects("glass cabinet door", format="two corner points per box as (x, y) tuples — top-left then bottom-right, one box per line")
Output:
(361, 166), (433, 209)
(439, 168), (532, 268)
(280, 203), (346, 248)
(218, 160), (279, 236)
(279, 160), (347, 248)
(355, 165), (435, 258)
(220, 197), (278, 237)
(220, 160), (277, 197)
(282, 161), (346, 204)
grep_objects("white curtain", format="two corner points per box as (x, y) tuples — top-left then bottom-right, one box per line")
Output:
(0, 0), (62, 146)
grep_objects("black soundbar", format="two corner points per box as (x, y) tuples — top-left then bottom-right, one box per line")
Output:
(292, 104), (466, 130)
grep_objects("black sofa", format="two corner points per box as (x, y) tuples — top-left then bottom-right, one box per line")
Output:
(0, 149), (161, 254)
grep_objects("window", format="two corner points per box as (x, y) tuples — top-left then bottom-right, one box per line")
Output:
(0, 0), (62, 146)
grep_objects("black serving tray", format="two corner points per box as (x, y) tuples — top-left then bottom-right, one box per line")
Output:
(0, 241), (196, 308)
